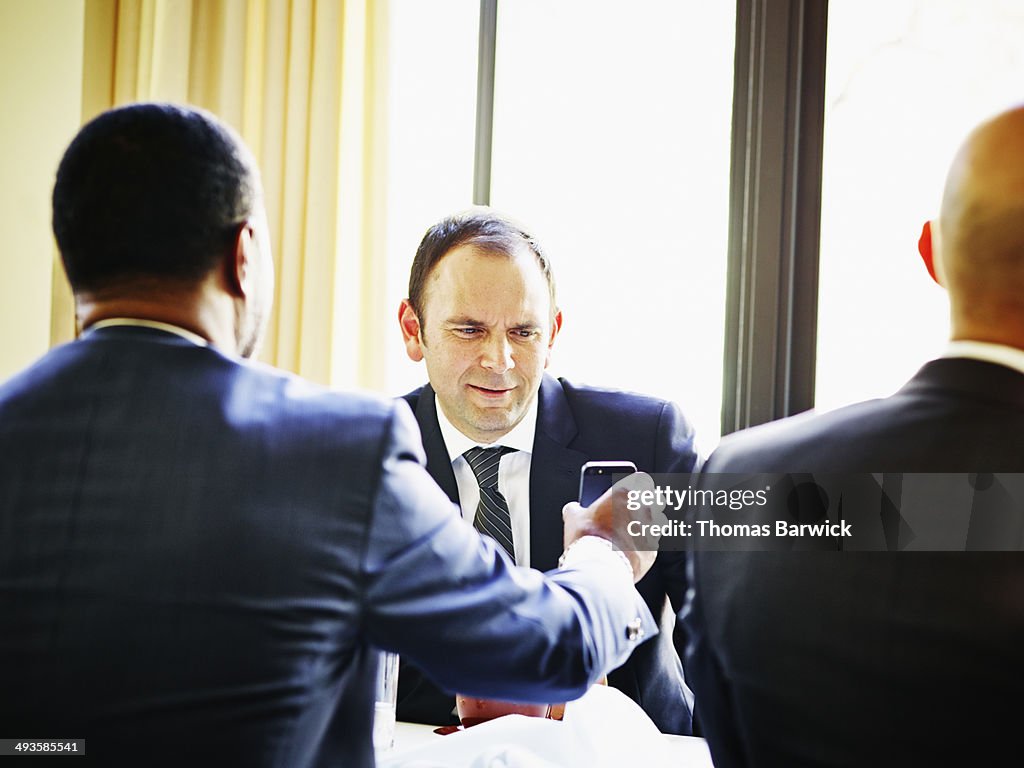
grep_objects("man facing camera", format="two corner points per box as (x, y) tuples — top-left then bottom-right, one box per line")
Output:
(396, 209), (701, 735)
(683, 105), (1024, 767)
(0, 104), (665, 767)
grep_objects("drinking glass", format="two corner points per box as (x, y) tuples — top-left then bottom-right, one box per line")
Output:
(373, 651), (400, 751)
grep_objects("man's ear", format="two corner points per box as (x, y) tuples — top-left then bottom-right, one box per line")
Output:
(226, 222), (256, 298)
(544, 309), (563, 368)
(917, 220), (943, 286)
(398, 299), (425, 362)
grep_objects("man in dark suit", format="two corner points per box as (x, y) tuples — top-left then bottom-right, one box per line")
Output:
(0, 104), (666, 767)
(682, 105), (1024, 766)
(395, 210), (700, 734)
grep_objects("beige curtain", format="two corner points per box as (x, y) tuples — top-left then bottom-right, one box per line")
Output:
(55, 0), (390, 390)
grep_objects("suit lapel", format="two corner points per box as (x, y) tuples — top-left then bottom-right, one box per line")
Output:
(411, 385), (460, 505)
(529, 376), (590, 571)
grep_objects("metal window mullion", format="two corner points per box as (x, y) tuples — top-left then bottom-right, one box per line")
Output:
(721, 0), (828, 435)
(473, 0), (498, 205)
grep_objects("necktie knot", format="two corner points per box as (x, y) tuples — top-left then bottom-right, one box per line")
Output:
(462, 446), (515, 491)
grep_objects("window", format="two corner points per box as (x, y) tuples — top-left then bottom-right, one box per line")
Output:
(391, 1), (737, 448)
(491, 1), (735, 448)
(381, 0), (480, 396)
(815, 0), (1024, 412)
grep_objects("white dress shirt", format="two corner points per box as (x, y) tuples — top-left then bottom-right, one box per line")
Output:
(942, 340), (1024, 376)
(435, 398), (537, 567)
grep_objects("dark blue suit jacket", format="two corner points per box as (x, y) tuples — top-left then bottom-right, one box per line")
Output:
(684, 358), (1024, 767)
(0, 327), (655, 767)
(397, 374), (700, 735)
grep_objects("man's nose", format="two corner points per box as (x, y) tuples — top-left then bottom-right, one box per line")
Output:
(480, 334), (515, 373)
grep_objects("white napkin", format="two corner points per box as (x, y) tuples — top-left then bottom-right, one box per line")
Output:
(561, 684), (676, 766)
(377, 685), (677, 768)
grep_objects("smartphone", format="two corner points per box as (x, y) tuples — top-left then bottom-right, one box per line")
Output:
(578, 461), (638, 506)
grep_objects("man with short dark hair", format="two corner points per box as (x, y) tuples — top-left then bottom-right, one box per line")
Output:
(683, 105), (1024, 766)
(395, 209), (701, 735)
(0, 103), (664, 767)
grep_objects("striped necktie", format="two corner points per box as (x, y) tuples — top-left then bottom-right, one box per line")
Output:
(462, 446), (517, 560)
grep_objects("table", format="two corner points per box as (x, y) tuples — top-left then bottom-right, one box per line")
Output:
(380, 721), (714, 767)
(391, 721), (444, 751)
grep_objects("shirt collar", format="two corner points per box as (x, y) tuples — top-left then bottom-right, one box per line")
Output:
(86, 318), (209, 348)
(942, 340), (1024, 377)
(435, 391), (538, 462)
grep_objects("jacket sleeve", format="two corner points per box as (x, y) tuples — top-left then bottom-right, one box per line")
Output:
(360, 401), (656, 703)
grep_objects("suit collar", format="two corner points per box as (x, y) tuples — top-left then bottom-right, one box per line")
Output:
(535, 374), (578, 446)
(529, 375), (590, 570)
(408, 385), (460, 504)
(80, 323), (214, 351)
(902, 357), (1024, 410)
(86, 318), (209, 347)
(942, 340), (1024, 377)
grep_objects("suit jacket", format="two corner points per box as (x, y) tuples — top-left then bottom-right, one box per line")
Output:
(683, 358), (1024, 767)
(397, 374), (700, 735)
(0, 327), (656, 767)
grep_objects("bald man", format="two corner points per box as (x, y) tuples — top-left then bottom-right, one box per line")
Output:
(682, 106), (1024, 767)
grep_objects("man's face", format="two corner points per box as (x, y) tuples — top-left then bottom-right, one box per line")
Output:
(400, 243), (561, 444)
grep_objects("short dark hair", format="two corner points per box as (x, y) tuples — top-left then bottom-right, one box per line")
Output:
(407, 210), (557, 323)
(52, 103), (257, 293)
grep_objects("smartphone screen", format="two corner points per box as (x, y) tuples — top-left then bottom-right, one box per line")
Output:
(577, 461), (638, 506)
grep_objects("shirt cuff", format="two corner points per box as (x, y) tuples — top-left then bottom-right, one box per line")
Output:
(558, 535), (634, 582)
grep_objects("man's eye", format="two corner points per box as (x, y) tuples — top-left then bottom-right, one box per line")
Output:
(455, 328), (481, 336)
(513, 329), (538, 339)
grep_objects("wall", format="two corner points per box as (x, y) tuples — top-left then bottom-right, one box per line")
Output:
(0, 0), (84, 379)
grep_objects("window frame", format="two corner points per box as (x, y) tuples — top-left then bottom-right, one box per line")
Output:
(470, 0), (830, 436)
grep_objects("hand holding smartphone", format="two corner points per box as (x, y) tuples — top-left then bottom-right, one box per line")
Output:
(577, 461), (638, 506)
(566, 460), (665, 582)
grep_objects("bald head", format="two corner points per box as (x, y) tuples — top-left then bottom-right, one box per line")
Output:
(938, 106), (1024, 343)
